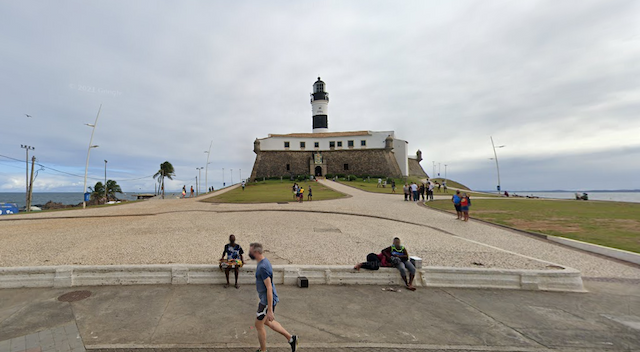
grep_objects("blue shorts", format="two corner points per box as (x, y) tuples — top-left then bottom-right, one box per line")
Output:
(461, 206), (469, 212)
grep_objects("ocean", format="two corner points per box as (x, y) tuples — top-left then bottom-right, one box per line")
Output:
(0, 192), (145, 208)
(506, 191), (640, 203)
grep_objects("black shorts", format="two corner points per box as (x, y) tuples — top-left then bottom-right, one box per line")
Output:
(257, 302), (277, 321)
(454, 204), (462, 212)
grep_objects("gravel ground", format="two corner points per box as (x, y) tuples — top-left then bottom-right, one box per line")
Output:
(1, 181), (639, 279)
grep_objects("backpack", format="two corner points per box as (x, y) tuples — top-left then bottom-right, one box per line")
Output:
(461, 197), (469, 206)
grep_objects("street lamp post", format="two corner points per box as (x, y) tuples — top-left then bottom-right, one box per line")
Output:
(490, 136), (505, 194)
(222, 168), (225, 187)
(204, 140), (212, 193)
(83, 104), (102, 209)
(438, 163), (441, 177)
(230, 169), (233, 185)
(20, 144), (34, 211)
(104, 160), (108, 202)
(196, 167), (203, 196)
(432, 161), (435, 179)
(444, 164), (448, 184)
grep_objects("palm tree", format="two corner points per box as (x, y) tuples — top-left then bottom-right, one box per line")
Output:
(105, 180), (123, 201)
(88, 182), (106, 203)
(153, 161), (175, 199)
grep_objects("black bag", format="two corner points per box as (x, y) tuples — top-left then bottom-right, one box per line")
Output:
(361, 253), (381, 270)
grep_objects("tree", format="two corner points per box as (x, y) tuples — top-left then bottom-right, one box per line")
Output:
(88, 182), (106, 203)
(153, 161), (175, 199)
(105, 179), (123, 201)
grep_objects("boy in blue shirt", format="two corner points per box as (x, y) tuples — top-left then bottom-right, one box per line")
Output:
(249, 242), (298, 352)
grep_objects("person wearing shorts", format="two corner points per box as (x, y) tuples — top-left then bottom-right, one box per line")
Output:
(250, 242), (298, 352)
(452, 191), (462, 220)
(460, 192), (471, 222)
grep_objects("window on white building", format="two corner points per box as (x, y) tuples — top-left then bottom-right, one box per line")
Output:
(314, 142), (319, 148)
(329, 141), (335, 148)
(337, 141), (343, 147)
(300, 142), (305, 148)
(361, 140), (366, 146)
(284, 141), (290, 148)
(347, 140), (354, 147)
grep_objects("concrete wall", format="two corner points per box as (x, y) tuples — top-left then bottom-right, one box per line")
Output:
(0, 264), (585, 292)
(250, 149), (403, 180)
(408, 158), (428, 178)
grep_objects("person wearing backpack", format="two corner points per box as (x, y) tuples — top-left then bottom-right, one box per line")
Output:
(452, 191), (462, 220)
(460, 192), (471, 222)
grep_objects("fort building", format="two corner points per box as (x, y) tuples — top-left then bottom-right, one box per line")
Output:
(250, 77), (427, 180)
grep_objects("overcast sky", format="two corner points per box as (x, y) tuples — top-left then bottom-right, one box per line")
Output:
(1, 0), (639, 193)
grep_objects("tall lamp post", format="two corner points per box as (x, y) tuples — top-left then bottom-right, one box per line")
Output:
(83, 104), (102, 209)
(20, 144), (35, 211)
(444, 164), (448, 184)
(104, 160), (108, 202)
(222, 168), (225, 187)
(490, 136), (505, 194)
(196, 167), (203, 196)
(230, 168), (233, 185)
(432, 161), (435, 179)
(204, 140), (212, 193)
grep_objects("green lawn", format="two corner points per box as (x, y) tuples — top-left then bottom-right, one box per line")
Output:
(202, 180), (347, 203)
(339, 177), (497, 198)
(426, 198), (640, 253)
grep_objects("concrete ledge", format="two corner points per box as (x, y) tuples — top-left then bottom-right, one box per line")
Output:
(547, 236), (640, 266)
(0, 264), (585, 292)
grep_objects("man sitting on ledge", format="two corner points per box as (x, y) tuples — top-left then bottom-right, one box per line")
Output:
(353, 237), (417, 291)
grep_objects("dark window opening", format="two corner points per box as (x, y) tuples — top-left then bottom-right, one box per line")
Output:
(286, 164), (290, 171)
(361, 140), (366, 146)
(284, 141), (290, 148)
(300, 142), (305, 148)
(344, 164), (349, 171)
(314, 142), (319, 148)
(347, 140), (354, 147)
(329, 141), (335, 148)
(337, 141), (343, 147)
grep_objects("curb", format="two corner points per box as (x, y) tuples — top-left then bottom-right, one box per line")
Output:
(422, 203), (640, 268)
(0, 264), (585, 292)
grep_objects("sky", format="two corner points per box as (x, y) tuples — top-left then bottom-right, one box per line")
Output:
(1, 0), (639, 193)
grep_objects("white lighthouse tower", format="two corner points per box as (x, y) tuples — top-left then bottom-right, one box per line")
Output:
(311, 77), (329, 133)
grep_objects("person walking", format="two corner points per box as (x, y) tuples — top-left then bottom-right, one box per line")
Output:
(190, 186), (194, 198)
(391, 180), (396, 193)
(428, 181), (434, 201)
(182, 185), (186, 199)
(242, 180), (246, 191)
(307, 185), (312, 201)
(452, 190), (462, 220)
(249, 242), (299, 352)
(460, 192), (471, 221)
(403, 184), (409, 201)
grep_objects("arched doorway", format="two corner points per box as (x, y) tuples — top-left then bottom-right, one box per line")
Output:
(315, 166), (323, 177)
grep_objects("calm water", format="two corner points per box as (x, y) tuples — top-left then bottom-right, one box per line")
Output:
(509, 191), (640, 203)
(0, 192), (143, 208)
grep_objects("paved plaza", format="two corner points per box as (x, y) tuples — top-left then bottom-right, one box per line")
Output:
(1, 180), (639, 351)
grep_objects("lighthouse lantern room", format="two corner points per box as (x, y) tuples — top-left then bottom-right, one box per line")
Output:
(311, 77), (329, 133)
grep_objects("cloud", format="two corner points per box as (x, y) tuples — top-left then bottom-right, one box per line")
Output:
(1, 0), (638, 192)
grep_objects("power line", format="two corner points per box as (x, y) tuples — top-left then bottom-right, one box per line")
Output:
(0, 154), (154, 183)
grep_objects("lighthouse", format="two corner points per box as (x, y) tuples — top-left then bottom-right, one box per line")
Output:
(311, 77), (329, 133)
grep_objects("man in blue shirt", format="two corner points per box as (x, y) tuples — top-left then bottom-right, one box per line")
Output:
(249, 242), (298, 352)
(452, 190), (462, 220)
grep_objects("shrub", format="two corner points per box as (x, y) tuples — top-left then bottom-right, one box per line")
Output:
(325, 173), (333, 179)
(347, 174), (357, 181)
(296, 174), (308, 182)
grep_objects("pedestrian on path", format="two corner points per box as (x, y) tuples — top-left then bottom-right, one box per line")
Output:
(461, 192), (471, 222)
(452, 190), (462, 220)
(182, 185), (186, 198)
(411, 182), (419, 202)
(403, 184), (409, 201)
(377, 178), (382, 188)
(190, 186), (194, 198)
(249, 242), (298, 352)
(242, 181), (246, 191)
(391, 180), (396, 193)
(428, 181), (434, 201)
(307, 185), (312, 201)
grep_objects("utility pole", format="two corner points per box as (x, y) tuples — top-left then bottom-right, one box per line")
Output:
(196, 167), (203, 196)
(222, 168), (225, 186)
(83, 104), (102, 209)
(490, 136), (505, 194)
(20, 145), (34, 212)
(104, 160), (108, 202)
(205, 140), (212, 193)
(27, 156), (36, 212)
(444, 164), (448, 184)
(230, 169), (233, 185)
(432, 161), (435, 179)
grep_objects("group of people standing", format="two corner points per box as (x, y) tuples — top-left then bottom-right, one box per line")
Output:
(291, 183), (312, 202)
(452, 190), (471, 221)
(402, 181), (435, 202)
